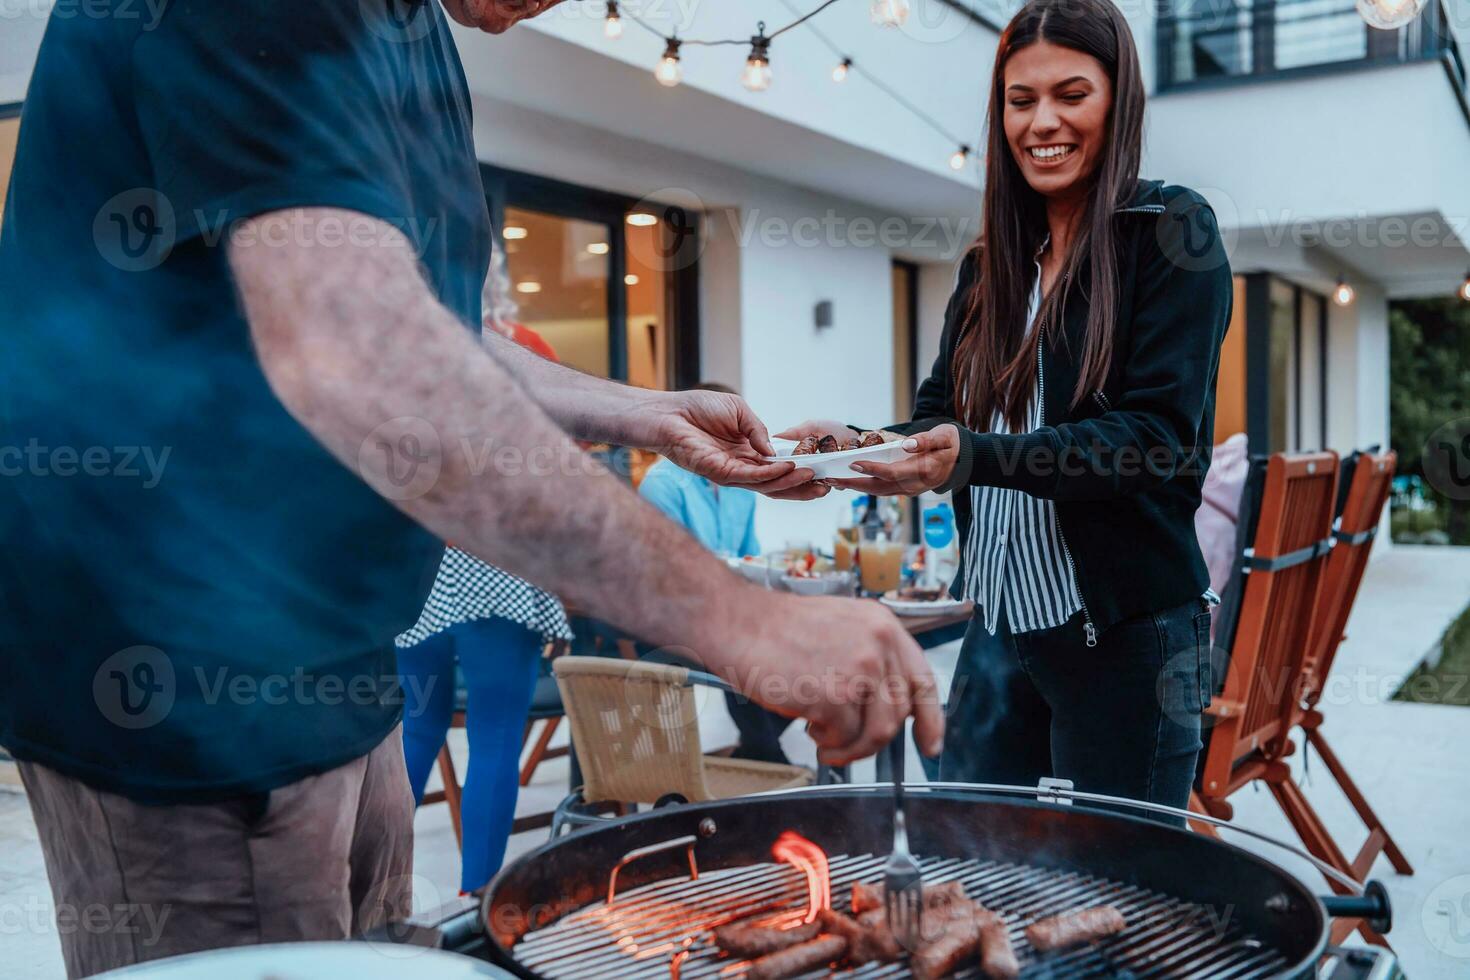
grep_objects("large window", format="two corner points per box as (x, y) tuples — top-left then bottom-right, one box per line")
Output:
(481, 166), (699, 392)
(1235, 273), (1328, 453)
(1157, 0), (1455, 90)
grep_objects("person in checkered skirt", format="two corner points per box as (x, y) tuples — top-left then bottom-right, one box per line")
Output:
(395, 247), (572, 892)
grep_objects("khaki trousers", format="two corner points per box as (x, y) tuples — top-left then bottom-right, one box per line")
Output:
(18, 726), (414, 978)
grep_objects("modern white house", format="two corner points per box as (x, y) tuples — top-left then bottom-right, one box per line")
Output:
(3, 0), (1468, 550)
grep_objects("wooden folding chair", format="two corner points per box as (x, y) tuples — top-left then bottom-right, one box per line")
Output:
(1295, 450), (1413, 883)
(1190, 451), (1391, 946)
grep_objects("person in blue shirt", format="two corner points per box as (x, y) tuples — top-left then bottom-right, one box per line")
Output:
(638, 387), (761, 560)
(639, 383), (797, 765)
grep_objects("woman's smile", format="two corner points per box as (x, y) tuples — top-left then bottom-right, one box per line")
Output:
(1025, 143), (1079, 167)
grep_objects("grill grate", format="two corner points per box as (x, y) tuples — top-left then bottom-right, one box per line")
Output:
(510, 852), (1291, 979)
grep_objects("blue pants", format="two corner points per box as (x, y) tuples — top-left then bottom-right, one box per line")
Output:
(397, 617), (542, 892)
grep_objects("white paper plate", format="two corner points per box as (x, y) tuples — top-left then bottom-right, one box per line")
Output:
(764, 438), (907, 480)
(879, 593), (971, 617)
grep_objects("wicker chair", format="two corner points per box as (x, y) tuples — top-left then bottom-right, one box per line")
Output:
(550, 656), (812, 835)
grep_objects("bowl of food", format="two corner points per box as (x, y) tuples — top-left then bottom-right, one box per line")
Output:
(732, 555), (778, 586)
(781, 570), (853, 596)
(778, 551), (852, 595)
(764, 431), (908, 480)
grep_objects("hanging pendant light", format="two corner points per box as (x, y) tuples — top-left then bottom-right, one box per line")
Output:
(832, 57), (853, 83)
(603, 0), (623, 39)
(949, 144), (972, 170)
(870, 0), (910, 28)
(1355, 0), (1427, 30)
(1333, 276), (1356, 307)
(742, 23), (773, 92)
(655, 37), (683, 87)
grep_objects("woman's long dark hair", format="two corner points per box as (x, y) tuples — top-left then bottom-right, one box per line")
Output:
(953, 0), (1145, 432)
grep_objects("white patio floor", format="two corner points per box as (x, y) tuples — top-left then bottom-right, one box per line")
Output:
(2, 544), (1467, 977)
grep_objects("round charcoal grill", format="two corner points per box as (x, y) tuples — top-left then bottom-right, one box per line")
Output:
(475, 785), (1390, 980)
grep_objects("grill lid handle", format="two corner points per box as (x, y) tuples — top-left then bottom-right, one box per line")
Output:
(1320, 880), (1392, 935)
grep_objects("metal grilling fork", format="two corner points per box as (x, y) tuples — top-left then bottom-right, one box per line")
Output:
(883, 735), (924, 951)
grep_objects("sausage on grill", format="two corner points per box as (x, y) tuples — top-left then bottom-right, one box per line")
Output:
(744, 933), (848, 980)
(978, 915), (1020, 979)
(815, 909), (877, 965)
(851, 879), (967, 915)
(908, 902), (989, 980)
(710, 918), (821, 959)
(1024, 905), (1127, 951)
(854, 907), (904, 962)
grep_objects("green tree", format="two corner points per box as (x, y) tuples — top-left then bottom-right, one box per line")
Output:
(1390, 297), (1470, 544)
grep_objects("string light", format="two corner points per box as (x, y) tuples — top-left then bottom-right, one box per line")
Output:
(655, 37), (682, 88)
(1355, 0), (1426, 29)
(612, 0), (969, 166)
(870, 0), (910, 28)
(1333, 276), (1355, 307)
(1459, 269), (1470, 303)
(603, 0), (623, 39)
(742, 23), (773, 92)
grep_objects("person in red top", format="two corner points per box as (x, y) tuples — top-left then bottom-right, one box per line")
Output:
(483, 239), (559, 361)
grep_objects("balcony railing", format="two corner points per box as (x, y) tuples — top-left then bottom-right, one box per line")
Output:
(1157, 0), (1467, 99)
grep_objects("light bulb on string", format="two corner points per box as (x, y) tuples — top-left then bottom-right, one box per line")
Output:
(603, 0), (622, 39)
(655, 38), (683, 88)
(870, 0), (910, 28)
(742, 23), (773, 92)
(832, 57), (852, 83)
(1355, 0), (1426, 29)
(949, 144), (972, 170)
(1333, 277), (1355, 307)
(1459, 269), (1470, 303)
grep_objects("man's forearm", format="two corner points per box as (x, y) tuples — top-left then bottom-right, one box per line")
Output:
(480, 329), (667, 448)
(232, 214), (754, 666)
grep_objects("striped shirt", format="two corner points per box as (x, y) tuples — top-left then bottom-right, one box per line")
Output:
(963, 251), (1084, 635)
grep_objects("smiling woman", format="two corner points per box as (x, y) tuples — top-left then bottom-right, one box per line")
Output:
(785, 0), (1233, 823)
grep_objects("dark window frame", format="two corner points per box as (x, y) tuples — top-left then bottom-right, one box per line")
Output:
(479, 164), (701, 389)
(1243, 271), (1330, 452)
(1155, 0), (1469, 129)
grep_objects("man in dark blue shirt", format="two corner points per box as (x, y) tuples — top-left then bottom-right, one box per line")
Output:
(0, 2), (942, 972)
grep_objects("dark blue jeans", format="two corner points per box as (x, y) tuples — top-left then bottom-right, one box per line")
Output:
(938, 599), (1211, 825)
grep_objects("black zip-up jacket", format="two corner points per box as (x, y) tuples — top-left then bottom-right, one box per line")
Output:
(891, 180), (1233, 638)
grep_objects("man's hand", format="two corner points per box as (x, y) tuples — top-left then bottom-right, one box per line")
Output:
(441, 0), (568, 33)
(827, 425), (962, 496)
(645, 390), (821, 498)
(720, 592), (945, 766)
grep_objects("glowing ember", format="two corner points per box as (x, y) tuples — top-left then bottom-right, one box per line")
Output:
(771, 831), (831, 924)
